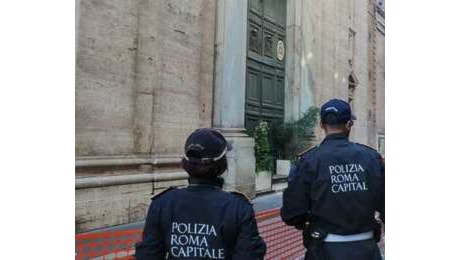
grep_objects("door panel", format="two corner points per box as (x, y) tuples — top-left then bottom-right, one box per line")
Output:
(263, 0), (278, 23)
(275, 76), (284, 105)
(250, 0), (262, 15)
(246, 0), (286, 133)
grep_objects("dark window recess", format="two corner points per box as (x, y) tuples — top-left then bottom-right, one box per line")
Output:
(348, 74), (357, 108)
(348, 29), (356, 47)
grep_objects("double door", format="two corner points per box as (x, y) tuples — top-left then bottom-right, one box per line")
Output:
(245, 0), (287, 133)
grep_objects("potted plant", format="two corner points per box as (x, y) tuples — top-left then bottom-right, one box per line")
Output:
(272, 106), (320, 175)
(253, 121), (274, 193)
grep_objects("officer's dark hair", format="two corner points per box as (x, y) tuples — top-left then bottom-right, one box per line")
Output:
(182, 156), (228, 179)
(321, 113), (348, 129)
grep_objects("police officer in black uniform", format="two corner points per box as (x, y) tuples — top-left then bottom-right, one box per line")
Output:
(135, 128), (266, 259)
(281, 99), (385, 260)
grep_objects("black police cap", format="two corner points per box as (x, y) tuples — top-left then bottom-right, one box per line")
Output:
(183, 128), (233, 164)
(320, 98), (357, 124)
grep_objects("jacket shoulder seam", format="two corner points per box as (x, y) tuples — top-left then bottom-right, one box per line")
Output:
(230, 191), (252, 204)
(151, 186), (177, 201)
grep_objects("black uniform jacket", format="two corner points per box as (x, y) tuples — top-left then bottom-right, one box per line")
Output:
(281, 133), (385, 235)
(135, 177), (266, 260)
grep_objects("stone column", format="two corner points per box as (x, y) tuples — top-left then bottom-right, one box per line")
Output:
(220, 129), (256, 198)
(76, 0), (81, 51)
(132, 0), (159, 154)
(285, 0), (315, 122)
(285, 0), (301, 122)
(213, 0), (256, 198)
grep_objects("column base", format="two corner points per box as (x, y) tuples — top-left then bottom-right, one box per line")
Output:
(218, 128), (256, 199)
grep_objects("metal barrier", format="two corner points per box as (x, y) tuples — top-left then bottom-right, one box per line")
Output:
(75, 208), (304, 260)
(75, 230), (140, 260)
(256, 209), (304, 259)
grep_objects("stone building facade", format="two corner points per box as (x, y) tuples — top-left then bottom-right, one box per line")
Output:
(75, 0), (385, 232)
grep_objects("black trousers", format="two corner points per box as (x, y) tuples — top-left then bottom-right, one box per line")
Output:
(305, 239), (382, 260)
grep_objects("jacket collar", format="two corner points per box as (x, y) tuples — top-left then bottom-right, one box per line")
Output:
(187, 177), (224, 190)
(321, 132), (349, 145)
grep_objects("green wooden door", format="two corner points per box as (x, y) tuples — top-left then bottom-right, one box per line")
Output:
(245, 0), (286, 133)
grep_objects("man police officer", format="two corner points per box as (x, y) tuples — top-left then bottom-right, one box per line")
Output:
(281, 99), (385, 260)
(135, 128), (266, 259)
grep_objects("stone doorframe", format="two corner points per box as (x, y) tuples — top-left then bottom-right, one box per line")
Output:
(213, 0), (256, 198)
(212, 0), (316, 198)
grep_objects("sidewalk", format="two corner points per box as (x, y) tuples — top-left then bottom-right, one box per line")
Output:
(252, 191), (283, 212)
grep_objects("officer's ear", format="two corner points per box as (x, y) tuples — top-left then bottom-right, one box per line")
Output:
(346, 120), (354, 130)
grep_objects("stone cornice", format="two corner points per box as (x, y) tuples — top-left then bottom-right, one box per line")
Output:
(75, 171), (188, 189)
(75, 155), (182, 168)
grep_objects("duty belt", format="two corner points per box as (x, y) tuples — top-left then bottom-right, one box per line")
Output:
(324, 231), (373, 242)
